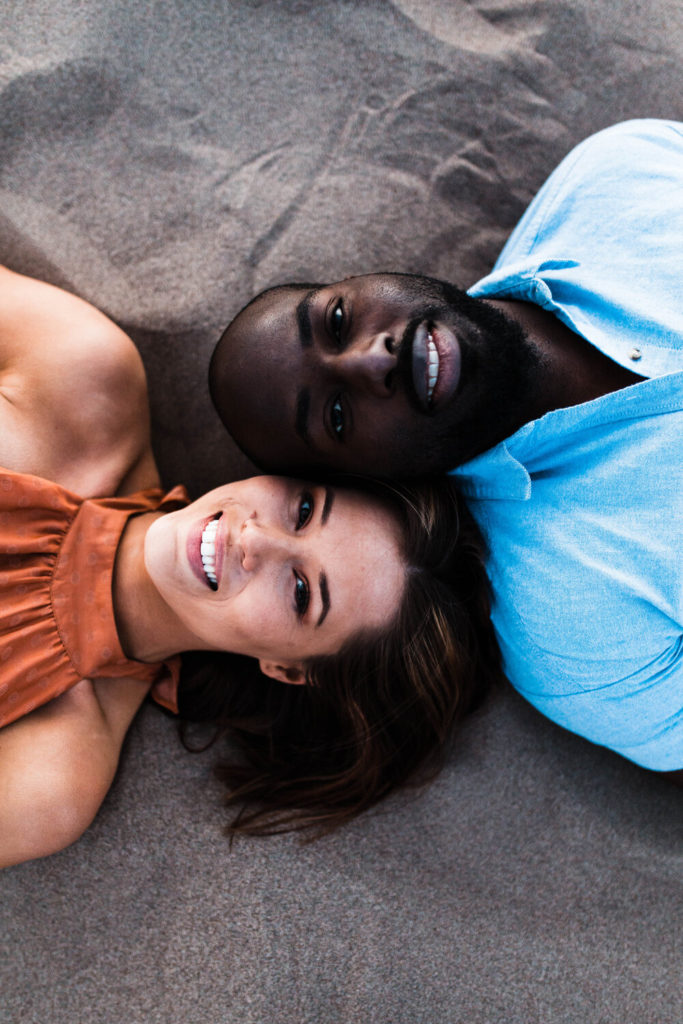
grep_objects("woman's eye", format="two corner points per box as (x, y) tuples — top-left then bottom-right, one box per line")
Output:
(331, 300), (344, 344)
(331, 397), (344, 439)
(296, 491), (314, 530)
(293, 570), (310, 617)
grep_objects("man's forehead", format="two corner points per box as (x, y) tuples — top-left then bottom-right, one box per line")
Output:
(246, 273), (399, 326)
(251, 282), (322, 317)
(234, 284), (311, 346)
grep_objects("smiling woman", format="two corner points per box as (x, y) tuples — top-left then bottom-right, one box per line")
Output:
(133, 477), (405, 678)
(175, 474), (502, 837)
(0, 267), (502, 867)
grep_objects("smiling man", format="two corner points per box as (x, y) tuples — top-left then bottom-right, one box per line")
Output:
(210, 119), (683, 778)
(211, 273), (546, 477)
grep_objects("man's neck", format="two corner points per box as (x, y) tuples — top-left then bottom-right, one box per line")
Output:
(488, 299), (645, 418)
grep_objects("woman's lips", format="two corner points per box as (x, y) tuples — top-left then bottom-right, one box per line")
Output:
(411, 321), (461, 411)
(187, 512), (224, 590)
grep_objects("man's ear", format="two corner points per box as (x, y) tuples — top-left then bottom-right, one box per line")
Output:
(258, 659), (306, 685)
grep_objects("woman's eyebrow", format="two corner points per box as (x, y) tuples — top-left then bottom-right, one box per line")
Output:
(316, 572), (330, 627)
(315, 487), (335, 626)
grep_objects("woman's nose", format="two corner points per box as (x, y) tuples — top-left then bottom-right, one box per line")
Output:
(327, 333), (397, 396)
(239, 516), (289, 571)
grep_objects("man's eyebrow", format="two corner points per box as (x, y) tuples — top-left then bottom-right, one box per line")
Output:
(295, 388), (310, 442)
(294, 289), (322, 448)
(296, 289), (315, 349)
(317, 572), (330, 627)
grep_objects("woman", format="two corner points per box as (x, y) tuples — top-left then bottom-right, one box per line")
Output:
(0, 267), (500, 868)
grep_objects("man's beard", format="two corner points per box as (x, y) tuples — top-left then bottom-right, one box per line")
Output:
(393, 274), (542, 470)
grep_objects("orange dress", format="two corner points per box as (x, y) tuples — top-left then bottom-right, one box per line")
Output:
(0, 467), (189, 729)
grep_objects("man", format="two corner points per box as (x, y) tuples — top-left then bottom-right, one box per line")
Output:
(209, 119), (683, 778)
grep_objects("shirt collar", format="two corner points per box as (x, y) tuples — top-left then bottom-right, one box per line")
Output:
(450, 441), (532, 501)
(451, 371), (683, 502)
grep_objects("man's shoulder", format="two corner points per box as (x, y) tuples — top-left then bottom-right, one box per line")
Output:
(535, 118), (683, 201)
(477, 118), (683, 279)
(549, 119), (683, 203)
(563, 117), (682, 163)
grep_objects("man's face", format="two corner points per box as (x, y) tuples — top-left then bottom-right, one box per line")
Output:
(209, 273), (538, 477)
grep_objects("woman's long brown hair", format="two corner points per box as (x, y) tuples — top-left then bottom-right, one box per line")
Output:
(178, 477), (502, 837)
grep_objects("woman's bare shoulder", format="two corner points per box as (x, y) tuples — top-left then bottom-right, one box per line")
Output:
(0, 266), (160, 495)
(0, 675), (152, 869)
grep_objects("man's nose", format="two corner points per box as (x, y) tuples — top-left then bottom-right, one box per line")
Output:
(239, 515), (289, 571)
(325, 333), (397, 396)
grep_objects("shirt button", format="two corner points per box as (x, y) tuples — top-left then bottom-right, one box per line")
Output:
(629, 348), (642, 361)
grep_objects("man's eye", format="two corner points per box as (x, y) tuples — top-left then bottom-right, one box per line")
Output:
(331, 396), (344, 439)
(296, 491), (314, 530)
(331, 300), (344, 344)
(293, 570), (310, 617)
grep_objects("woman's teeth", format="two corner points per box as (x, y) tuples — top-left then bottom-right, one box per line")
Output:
(200, 517), (220, 590)
(427, 331), (439, 404)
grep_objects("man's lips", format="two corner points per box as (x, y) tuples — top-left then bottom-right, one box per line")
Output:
(187, 512), (224, 591)
(411, 321), (461, 411)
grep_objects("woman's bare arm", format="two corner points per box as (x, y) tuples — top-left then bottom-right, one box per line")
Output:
(0, 265), (159, 496)
(0, 676), (151, 870)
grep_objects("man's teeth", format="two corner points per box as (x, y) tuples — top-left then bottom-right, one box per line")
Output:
(200, 517), (219, 589)
(427, 332), (439, 404)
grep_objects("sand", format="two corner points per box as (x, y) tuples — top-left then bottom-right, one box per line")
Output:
(1, 2), (682, 1022)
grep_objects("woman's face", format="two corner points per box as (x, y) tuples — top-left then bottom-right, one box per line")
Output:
(144, 476), (405, 681)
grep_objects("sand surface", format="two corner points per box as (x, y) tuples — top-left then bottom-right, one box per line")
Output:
(1, 2), (682, 1022)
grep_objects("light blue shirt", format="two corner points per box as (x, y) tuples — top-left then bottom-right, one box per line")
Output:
(452, 120), (683, 770)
